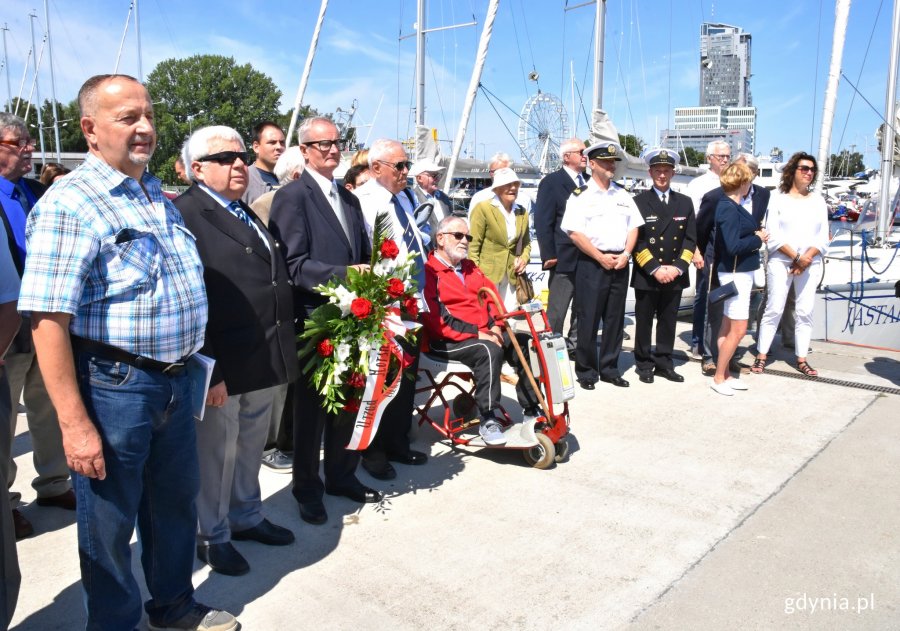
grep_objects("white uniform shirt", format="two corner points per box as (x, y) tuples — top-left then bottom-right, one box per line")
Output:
(560, 179), (644, 251)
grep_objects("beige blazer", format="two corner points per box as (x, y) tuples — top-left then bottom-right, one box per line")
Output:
(469, 197), (531, 284)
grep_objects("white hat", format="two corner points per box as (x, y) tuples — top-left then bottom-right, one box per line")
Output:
(409, 159), (444, 177)
(491, 167), (520, 189)
(641, 147), (680, 167)
(584, 141), (623, 161)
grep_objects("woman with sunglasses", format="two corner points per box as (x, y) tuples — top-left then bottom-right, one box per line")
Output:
(468, 167), (531, 309)
(753, 152), (828, 377)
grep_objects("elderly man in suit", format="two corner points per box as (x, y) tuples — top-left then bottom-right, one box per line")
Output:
(0, 112), (72, 541)
(268, 117), (378, 526)
(696, 152), (770, 370)
(353, 138), (429, 482)
(534, 138), (587, 355)
(175, 125), (298, 576)
(630, 149), (697, 384)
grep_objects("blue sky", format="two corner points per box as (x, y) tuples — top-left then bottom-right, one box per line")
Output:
(0, 0), (893, 166)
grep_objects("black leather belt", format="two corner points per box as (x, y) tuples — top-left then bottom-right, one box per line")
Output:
(71, 335), (188, 376)
(599, 249), (624, 254)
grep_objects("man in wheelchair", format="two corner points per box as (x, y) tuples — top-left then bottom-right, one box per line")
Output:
(421, 216), (542, 446)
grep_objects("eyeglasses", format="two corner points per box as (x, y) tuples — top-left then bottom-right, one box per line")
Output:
(0, 137), (35, 149)
(197, 150), (248, 165)
(563, 150), (584, 156)
(303, 139), (341, 152)
(376, 159), (412, 172)
(710, 154), (731, 161)
(796, 165), (818, 173)
(440, 231), (473, 243)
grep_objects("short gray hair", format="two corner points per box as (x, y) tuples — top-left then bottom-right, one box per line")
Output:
(297, 116), (336, 144)
(274, 146), (305, 184)
(437, 215), (467, 233)
(735, 152), (758, 171)
(185, 125), (245, 166)
(179, 138), (194, 181)
(706, 139), (730, 156)
(489, 152), (511, 173)
(0, 112), (27, 137)
(367, 138), (406, 166)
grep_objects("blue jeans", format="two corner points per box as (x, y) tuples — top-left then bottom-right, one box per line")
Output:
(74, 352), (200, 630)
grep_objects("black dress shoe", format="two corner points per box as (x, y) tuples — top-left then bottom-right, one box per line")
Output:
(197, 542), (250, 576)
(362, 459), (397, 481)
(654, 367), (685, 382)
(326, 485), (383, 504)
(36, 488), (76, 510)
(297, 499), (328, 525)
(387, 450), (428, 466)
(577, 379), (596, 391)
(600, 375), (630, 387)
(232, 518), (295, 546)
(638, 372), (654, 384)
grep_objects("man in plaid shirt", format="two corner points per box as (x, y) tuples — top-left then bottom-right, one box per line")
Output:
(17, 74), (236, 631)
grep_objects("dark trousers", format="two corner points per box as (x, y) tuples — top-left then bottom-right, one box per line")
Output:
(362, 342), (419, 468)
(702, 245), (723, 363)
(269, 383), (294, 453)
(692, 264), (708, 351)
(574, 256), (629, 383)
(428, 332), (539, 414)
(291, 374), (360, 503)
(546, 269), (577, 350)
(633, 288), (683, 374)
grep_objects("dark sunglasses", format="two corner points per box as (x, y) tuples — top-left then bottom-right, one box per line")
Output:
(377, 159), (413, 172)
(198, 150), (248, 165)
(303, 139), (341, 151)
(440, 231), (473, 243)
(796, 165), (818, 173)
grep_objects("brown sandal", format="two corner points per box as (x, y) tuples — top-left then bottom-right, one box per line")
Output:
(796, 360), (818, 378)
(751, 358), (766, 374)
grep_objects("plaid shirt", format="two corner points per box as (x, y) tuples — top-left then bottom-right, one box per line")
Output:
(18, 153), (208, 362)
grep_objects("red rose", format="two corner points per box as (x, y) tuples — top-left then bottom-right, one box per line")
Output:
(343, 398), (361, 414)
(403, 296), (419, 318)
(317, 338), (334, 357)
(347, 372), (366, 389)
(386, 278), (405, 298)
(380, 239), (399, 259)
(350, 297), (373, 318)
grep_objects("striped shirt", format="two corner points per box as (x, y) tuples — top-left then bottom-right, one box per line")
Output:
(18, 153), (208, 362)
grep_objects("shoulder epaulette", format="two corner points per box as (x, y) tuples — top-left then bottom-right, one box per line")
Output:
(572, 184), (588, 196)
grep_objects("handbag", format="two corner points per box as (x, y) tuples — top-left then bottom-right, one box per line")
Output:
(513, 226), (534, 305)
(709, 256), (738, 305)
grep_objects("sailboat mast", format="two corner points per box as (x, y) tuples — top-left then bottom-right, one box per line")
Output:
(1, 24), (11, 112)
(443, 0), (500, 193)
(815, 0), (850, 195)
(877, 0), (900, 242)
(44, 0), (61, 160)
(593, 0), (606, 110)
(415, 0), (426, 130)
(286, 0), (328, 148)
(135, 0), (143, 82)
(28, 12), (46, 169)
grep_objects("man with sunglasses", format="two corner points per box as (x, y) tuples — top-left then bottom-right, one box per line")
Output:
(422, 216), (542, 445)
(0, 112), (72, 542)
(175, 125), (298, 577)
(268, 117), (377, 526)
(353, 138), (429, 481)
(20, 74), (237, 630)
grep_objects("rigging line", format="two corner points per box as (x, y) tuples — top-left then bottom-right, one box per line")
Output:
(428, 54), (451, 146)
(835, 0), (885, 159)
(518, 0), (538, 76)
(572, 76), (592, 133)
(151, 0), (184, 60)
(559, 2), (566, 100)
(507, 0), (531, 97)
(396, 3), (403, 138)
(633, 0), (649, 139)
(609, 18), (638, 137)
(478, 84), (538, 170)
(810, 0), (823, 149)
(840, 72), (897, 135)
(667, 0), (672, 131)
(479, 82), (544, 137)
(49, 0), (87, 78)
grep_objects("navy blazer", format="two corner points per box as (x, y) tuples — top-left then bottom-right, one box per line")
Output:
(696, 183), (769, 254)
(534, 167), (584, 273)
(714, 196), (763, 274)
(267, 169), (371, 323)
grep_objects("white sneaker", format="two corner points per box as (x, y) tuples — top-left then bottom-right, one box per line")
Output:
(689, 345), (702, 361)
(710, 381), (735, 396)
(479, 419), (507, 445)
(726, 378), (748, 391)
(523, 407), (544, 424)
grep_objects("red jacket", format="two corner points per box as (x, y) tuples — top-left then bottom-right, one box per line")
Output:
(422, 253), (501, 344)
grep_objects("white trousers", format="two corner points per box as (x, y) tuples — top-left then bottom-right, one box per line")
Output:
(757, 258), (821, 356)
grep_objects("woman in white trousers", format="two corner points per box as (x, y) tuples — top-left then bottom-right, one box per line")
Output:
(753, 152), (829, 377)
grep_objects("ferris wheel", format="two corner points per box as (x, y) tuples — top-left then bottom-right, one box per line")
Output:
(517, 91), (570, 175)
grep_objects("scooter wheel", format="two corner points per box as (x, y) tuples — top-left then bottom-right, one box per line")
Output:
(523, 433), (555, 469)
(554, 437), (570, 463)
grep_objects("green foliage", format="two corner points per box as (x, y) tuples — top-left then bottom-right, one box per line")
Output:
(618, 133), (645, 156)
(9, 97), (86, 159)
(681, 147), (705, 167)
(827, 149), (865, 177)
(145, 54), (283, 184)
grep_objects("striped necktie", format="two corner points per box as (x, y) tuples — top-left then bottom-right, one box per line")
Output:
(227, 200), (255, 229)
(13, 181), (32, 213)
(576, 173), (585, 187)
(391, 193), (426, 290)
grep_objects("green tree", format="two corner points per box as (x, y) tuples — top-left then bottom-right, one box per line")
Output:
(827, 149), (865, 177)
(681, 147), (705, 167)
(145, 54), (283, 183)
(618, 133), (645, 156)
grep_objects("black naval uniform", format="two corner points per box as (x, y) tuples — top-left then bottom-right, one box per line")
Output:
(630, 187), (697, 376)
